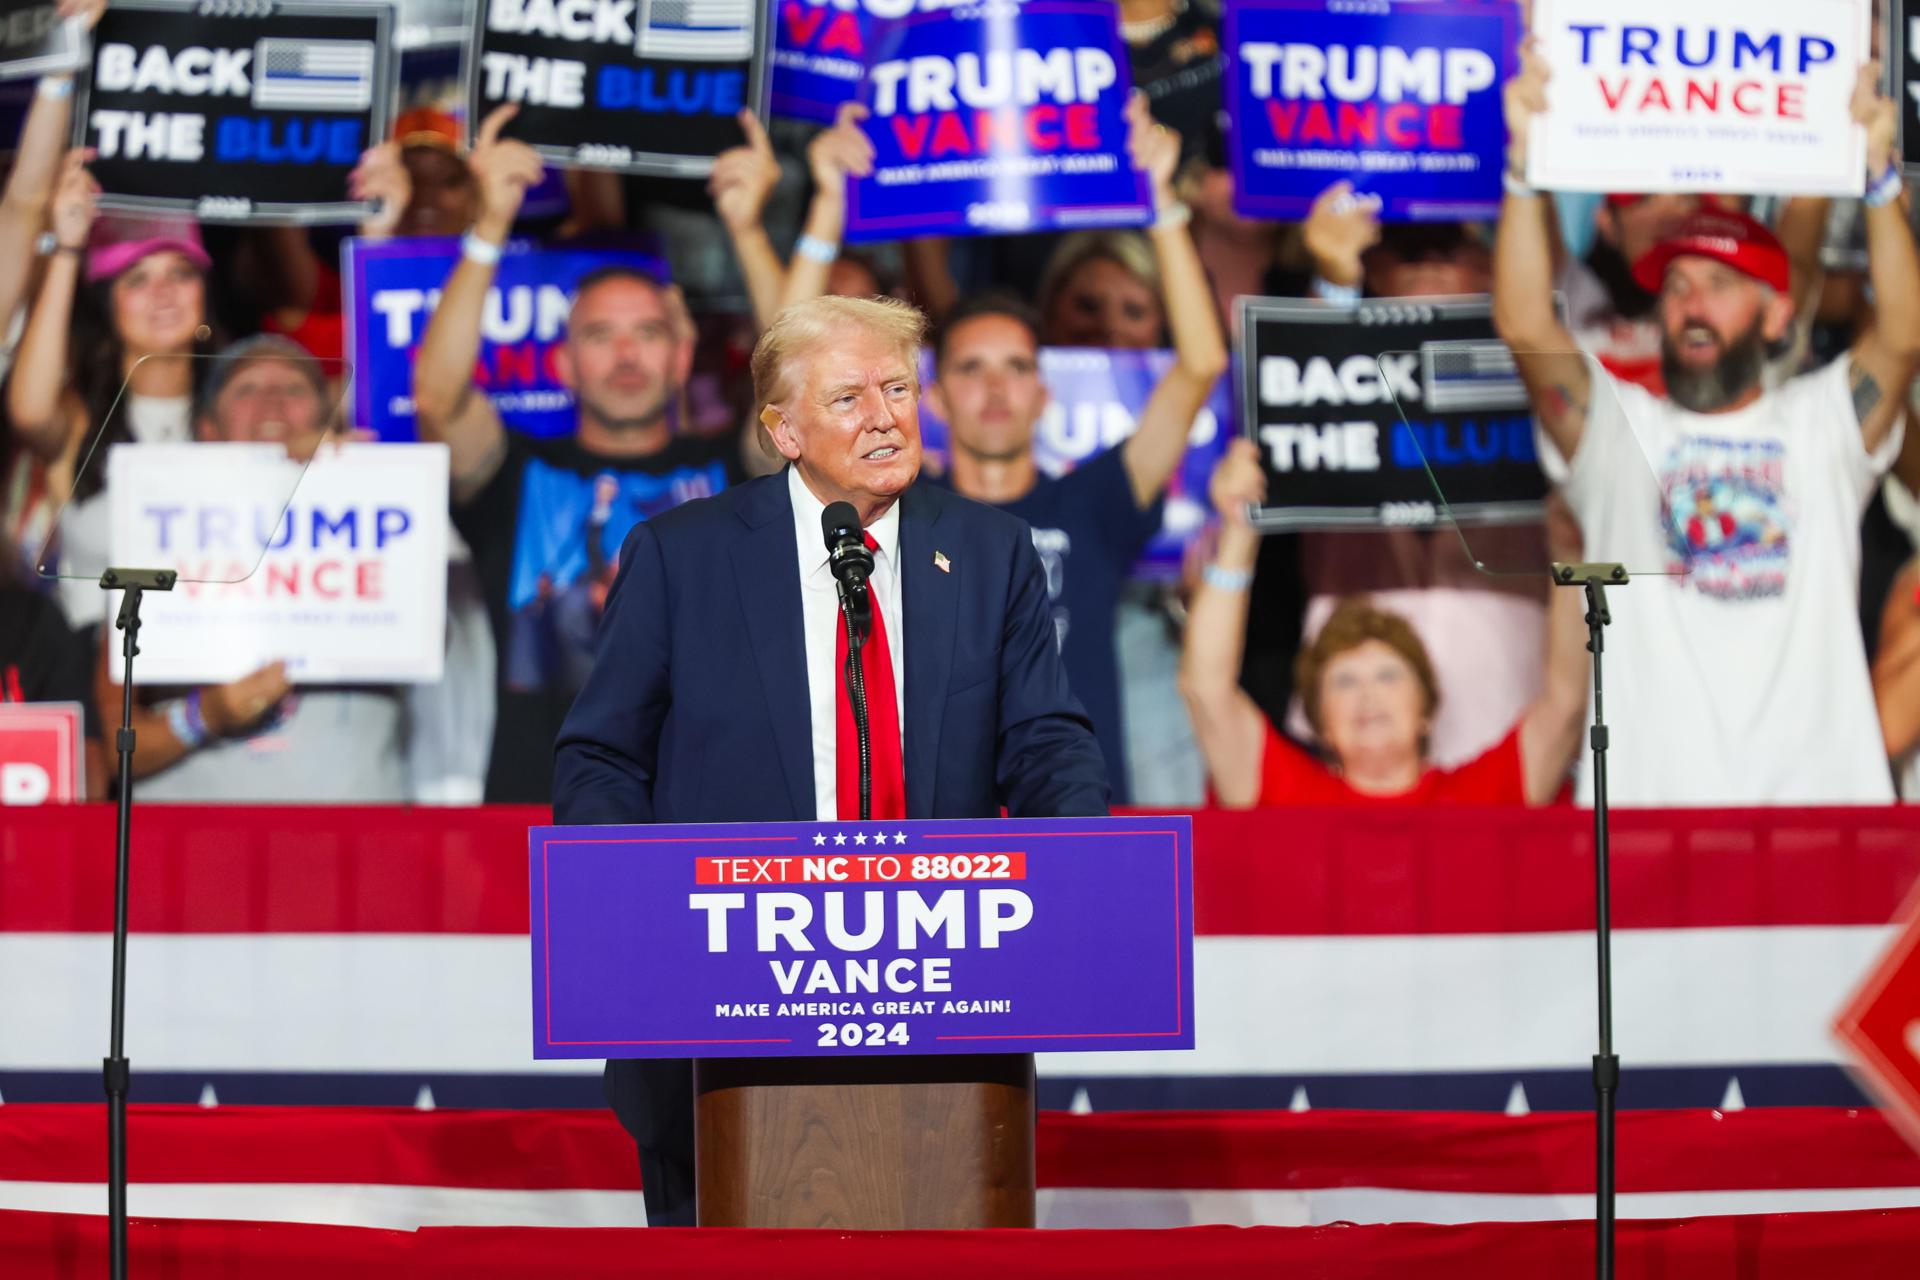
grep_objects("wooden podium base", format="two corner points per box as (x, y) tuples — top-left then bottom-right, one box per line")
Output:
(692, 1053), (1036, 1228)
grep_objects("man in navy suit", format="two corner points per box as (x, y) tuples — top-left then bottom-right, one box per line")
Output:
(553, 294), (1109, 1225)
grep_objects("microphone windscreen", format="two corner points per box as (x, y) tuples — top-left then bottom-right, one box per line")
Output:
(822, 501), (862, 549)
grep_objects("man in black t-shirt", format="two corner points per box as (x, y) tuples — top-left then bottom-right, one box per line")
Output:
(922, 109), (1227, 801)
(414, 106), (743, 802)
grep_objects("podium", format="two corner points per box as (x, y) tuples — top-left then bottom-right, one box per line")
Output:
(529, 816), (1193, 1229)
(693, 1053), (1036, 1227)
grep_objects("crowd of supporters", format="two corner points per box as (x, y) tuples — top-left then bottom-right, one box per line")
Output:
(4, 0), (1920, 809)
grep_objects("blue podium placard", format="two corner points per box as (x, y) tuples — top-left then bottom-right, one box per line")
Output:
(530, 815), (1194, 1059)
(845, 0), (1151, 242)
(1224, 0), (1518, 222)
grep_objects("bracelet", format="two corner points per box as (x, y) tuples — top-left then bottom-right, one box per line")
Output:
(795, 233), (838, 264)
(35, 76), (72, 101)
(167, 694), (209, 751)
(1203, 563), (1254, 592)
(1312, 275), (1361, 306)
(460, 232), (504, 266)
(1865, 161), (1904, 209)
(1501, 168), (1538, 199)
(1152, 200), (1192, 231)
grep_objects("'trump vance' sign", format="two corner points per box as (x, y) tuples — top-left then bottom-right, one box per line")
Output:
(770, 0), (908, 123)
(1225, 0), (1516, 222)
(342, 236), (671, 441)
(531, 816), (1195, 1059)
(1527, 0), (1870, 196)
(1238, 295), (1545, 532)
(77, 0), (396, 223)
(107, 442), (451, 684)
(470, 0), (767, 176)
(846, 0), (1149, 242)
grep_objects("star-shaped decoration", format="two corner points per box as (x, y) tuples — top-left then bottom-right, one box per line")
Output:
(854, 832), (868, 845)
(894, 832), (908, 845)
(833, 832), (847, 846)
(813, 833), (827, 846)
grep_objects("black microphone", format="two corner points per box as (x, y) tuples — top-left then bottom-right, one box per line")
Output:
(821, 501), (874, 598)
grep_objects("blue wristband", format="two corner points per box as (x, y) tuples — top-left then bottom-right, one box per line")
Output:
(1203, 563), (1254, 592)
(167, 695), (208, 750)
(1866, 162), (1904, 210)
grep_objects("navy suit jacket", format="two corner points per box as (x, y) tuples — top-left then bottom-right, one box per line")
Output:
(553, 468), (1110, 828)
(551, 469), (1109, 1192)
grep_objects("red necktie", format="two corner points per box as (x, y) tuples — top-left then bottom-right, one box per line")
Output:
(836, 532), (906, 821)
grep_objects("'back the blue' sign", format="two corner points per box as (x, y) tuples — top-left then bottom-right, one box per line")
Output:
(531, 816), (1195, 1059)
(1225, 0), (1518, 223)
(845, 0), (1150, 242)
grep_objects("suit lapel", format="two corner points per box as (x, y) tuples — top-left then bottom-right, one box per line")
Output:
(730, 473), (815, 820)
(899, 483), (955, 817)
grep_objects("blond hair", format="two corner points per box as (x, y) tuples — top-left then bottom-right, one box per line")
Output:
(751, 295), (928, 409)
(1037, 230), (1163, 323)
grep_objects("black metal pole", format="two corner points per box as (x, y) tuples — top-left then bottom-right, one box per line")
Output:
(1584, 577), (1618, 1280)
(98, 567), (173, 1280)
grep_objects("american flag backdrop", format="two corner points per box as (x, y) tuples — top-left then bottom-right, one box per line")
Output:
(635, 0), (753, 62)
(250, 39), (376, 112)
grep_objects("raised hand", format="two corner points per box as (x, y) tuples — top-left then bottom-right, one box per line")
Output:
(807, 100), (876, 202)
(708, 108), (782, 234)
(1854, 60), (1898, 176)
(200, 661), (293, 737)
(1503, 36), (1549, 175)
(468, 104), (546, 243)
(50, 147), (98, 252)
(1125, 90), (1180, 206)
(1303, 180), (1381, 289)
(350, 142), (412, 239)
(1208, 437), (1268, 529)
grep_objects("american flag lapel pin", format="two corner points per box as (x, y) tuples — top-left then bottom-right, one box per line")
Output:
(934, 551), (951, 573)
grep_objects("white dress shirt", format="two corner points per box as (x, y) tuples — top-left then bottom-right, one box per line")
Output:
(788, 465), (907, 821)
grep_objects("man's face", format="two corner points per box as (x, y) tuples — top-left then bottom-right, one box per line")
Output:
(199, 357), (328, 447)
(1657, 256), (1789, 412)
(395, 146), (476, 237)
(930, 314), (1048, 464)
(558, 278), (688, 434)
(1599, 194), (1700, 265)
(767, 323), (922, 517)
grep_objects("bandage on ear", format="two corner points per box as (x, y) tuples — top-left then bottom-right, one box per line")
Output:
(758, 405), (781, 429)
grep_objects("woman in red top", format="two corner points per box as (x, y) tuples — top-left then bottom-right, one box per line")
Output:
(1180, 440), (1590, 807)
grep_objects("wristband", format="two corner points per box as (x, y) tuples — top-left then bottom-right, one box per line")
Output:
(795, 233), (838, 265)
(1152, 200), (1192, 231)
(167, 694), (209, 751)
(1203, 563), (1254, 592)
(35, 76), (72, 101)
(1312, 275), (1361, 306)
(1865, 161), (1904, 210)
(460, 232), (503, 266)
(1502, 168), (1538, 199)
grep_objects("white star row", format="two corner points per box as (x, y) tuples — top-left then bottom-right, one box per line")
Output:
(812, 831), (910, 846)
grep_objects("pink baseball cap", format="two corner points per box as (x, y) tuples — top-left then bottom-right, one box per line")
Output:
(86, 214), (212, 285)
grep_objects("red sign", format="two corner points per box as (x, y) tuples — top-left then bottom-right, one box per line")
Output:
(1834, 877), (1920, 1154)
(0, 702), (85, 805)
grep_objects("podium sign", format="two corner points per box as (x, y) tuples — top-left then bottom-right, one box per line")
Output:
(1834, 878), (1920, 1155)
(0, 702), (84, 805)
(531, 816), (1194, 1059)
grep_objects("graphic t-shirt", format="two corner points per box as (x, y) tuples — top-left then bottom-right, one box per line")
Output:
(985, 449), (1162, 804)
(1255, 721), (1526, 806)
(455, 430), (741, 802)
(1552, 360), (1898, 806)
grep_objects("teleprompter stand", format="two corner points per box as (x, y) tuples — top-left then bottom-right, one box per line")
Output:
(98, 567), (176, 1280)
(1552, 560), (1628, 1280)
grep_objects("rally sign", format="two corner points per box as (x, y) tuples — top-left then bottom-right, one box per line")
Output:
(75, 0), (397, 223)
(531, 815), (1194, 1060)
(0, 1), (86, 80)
(469, 0), (767, 176)
(341, 235), (670, 441)
(107, 442), (451, 683)
(1896, 0), (1920, 177)
(1527, 0), (1871, 196)
(0, 702), (84, 805)
(845, 0), (1149, 242)
(1237, 295), (1544, 531)
(1223, 0), (1516, 222)
(916, 347), (1231, 580)
(770, 0), (901, 124)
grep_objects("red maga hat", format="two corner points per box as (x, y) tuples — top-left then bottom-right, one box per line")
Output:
(1631, 209), (1790, 294)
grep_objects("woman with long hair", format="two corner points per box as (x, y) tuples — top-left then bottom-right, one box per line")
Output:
(6, 149), (221, 630)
